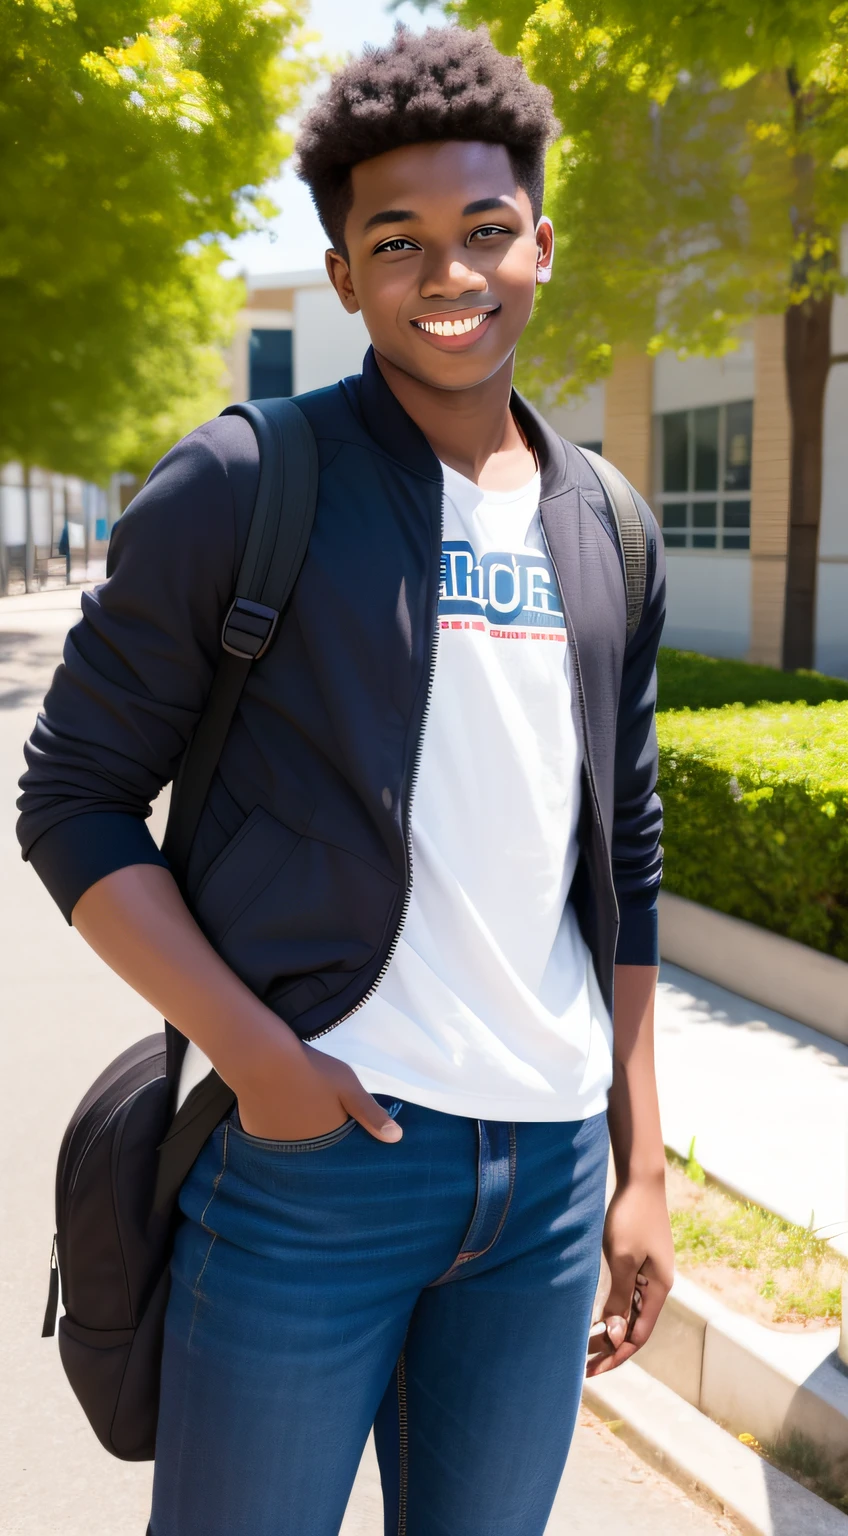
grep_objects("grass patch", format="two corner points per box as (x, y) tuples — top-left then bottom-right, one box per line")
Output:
(666, 1151), (846, 1326)
(657, 648), (848, 713)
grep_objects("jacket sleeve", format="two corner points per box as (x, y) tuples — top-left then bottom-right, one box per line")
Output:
(612, 496), (666, 966)
(16, 415), (258, 922)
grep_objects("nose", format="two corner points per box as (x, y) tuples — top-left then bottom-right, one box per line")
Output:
(419, 251), (488, 302)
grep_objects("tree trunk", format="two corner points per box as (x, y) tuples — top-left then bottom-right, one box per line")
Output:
(781, 294), (831, 671)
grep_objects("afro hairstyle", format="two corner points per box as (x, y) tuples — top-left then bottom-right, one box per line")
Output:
(295, 25), (559, 255)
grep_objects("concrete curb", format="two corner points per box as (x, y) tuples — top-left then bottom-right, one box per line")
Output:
(583, 1361), (848, 1536)
(658, 891), (848, 1046)
(635, 1274), (848, 1464)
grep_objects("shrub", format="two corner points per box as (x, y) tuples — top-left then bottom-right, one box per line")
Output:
(657, 649), (848, 713)
(657, 702), (848, 960)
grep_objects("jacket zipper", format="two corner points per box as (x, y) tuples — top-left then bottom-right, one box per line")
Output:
(304, 508), (443, 1040)
(538, 514), (619, 930)
(303, 496), (616, 1041)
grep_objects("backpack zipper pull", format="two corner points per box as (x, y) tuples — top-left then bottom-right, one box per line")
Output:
(41, 1235), (59, 1338)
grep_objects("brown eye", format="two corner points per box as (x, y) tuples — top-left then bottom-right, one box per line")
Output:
(374, 237), (420, 254)
(467, 224), (512, 243)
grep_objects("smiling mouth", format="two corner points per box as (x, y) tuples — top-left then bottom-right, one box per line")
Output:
(411, 305), (500, 338)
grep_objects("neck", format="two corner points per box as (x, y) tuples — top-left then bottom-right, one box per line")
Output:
(373, 349), (533, 487)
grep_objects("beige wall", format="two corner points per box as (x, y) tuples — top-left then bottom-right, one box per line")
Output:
(602, 351), (654, 498)
(748, 314), (790, 667)
(245, 287), (294, 313)
(599, 332), (794, 668)
(292, 286), (370, 393)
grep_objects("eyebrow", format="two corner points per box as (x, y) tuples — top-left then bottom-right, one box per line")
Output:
(461, 197), (513, 216)
(363, 208), (416, 232)
(362, 196), (514, 234)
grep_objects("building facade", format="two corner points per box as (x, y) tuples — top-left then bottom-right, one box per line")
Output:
(235, 270), (848, 678)
(0, 463), (112, 596)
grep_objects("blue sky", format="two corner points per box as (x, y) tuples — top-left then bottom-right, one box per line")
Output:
(225, 0), (442, 276)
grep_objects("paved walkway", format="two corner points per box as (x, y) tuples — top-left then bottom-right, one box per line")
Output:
(0, 589), (742, 1533)
(656, 965), (848, 1254)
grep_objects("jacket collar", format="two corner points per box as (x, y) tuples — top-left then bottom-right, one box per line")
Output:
(354, 346), (573, 499)
(509, 391), (572, 503)
(356, 347), (442, 482)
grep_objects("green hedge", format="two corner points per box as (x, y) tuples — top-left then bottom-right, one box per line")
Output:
(657, 702), (848, 961)
(657, 648), (848, 712)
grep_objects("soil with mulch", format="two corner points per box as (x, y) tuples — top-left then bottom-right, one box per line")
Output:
(665, 1157), (845, 1333)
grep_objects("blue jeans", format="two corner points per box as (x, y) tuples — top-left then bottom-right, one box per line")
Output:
(149, 1100), (609, 1536)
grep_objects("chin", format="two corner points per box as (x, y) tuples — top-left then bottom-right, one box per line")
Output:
(394, 346), (514, 393)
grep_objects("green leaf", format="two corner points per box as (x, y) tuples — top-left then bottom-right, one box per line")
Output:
(0, 0), (320, 480)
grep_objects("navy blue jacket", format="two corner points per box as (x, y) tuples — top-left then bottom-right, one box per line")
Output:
(17, 350), (665, 1035)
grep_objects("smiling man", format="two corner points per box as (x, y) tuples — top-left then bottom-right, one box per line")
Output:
(18, 24), (672, 1536)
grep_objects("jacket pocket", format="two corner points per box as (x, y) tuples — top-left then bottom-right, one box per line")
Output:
(194, 806), (301, 942)
(193, 808), (399, 1012)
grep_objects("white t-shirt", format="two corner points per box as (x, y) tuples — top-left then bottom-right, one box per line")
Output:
(311, 461), (613, 1121)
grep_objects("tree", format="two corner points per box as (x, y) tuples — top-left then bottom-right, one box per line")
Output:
(0, 1), (316, 483)
(457, 0), (848, 669)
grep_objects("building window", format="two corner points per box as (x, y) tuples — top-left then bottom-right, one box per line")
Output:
(249, 328), (292, 399)
(655, 401), (752, 550)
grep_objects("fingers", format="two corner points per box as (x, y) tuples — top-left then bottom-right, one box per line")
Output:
(341, 1078), (403, 1143)
(626, 1265), (669, 1351)
(602, 1253), (641, 1349)
(585, 1265), (669, 1378)
(585, 1337), (639, 1377)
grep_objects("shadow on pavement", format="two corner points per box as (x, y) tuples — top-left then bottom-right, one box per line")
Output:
(0, 629), (64, 711)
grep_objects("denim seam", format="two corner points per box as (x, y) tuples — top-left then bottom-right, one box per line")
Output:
(452, 1121), (518, 1265)
(428, 1121), (517, 1286)
(396, 1348), (409, 1536)
(187, 1124), (229, 1353)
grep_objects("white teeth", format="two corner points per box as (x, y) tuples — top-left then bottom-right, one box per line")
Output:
(417, 313), (488, 336)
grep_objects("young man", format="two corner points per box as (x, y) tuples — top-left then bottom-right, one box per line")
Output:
(18, 25), (673, 1536)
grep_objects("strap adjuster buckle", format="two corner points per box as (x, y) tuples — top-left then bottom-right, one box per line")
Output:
(221, 597), (280, 661)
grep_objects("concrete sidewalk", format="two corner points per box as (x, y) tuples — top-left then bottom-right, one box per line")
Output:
(655, 962), (848, 1255)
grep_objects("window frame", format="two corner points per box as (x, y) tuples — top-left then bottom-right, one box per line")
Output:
(653, 401), (753, 554)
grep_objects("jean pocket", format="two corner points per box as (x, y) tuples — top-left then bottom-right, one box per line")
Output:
(228, 1106), (358, 1154)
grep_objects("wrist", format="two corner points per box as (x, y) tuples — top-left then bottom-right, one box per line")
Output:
(209, 997), (304, 1096)
(612, 1157), (667, 1190)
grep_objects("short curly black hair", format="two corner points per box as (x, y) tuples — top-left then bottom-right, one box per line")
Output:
(296, 25), (559, 255)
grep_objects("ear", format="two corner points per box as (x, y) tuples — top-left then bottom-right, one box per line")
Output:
(325, 249), (360, 314)
(535, 217), (554, 286)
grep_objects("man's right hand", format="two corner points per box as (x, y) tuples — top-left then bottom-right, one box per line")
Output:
(235, 1041), (403, 1145)
(71, 865), (403, 1149)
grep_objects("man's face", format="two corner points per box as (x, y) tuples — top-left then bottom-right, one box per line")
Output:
(326, 140), (553, 392)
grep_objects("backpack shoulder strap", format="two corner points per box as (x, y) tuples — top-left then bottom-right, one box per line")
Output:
(154, 398), (318, 1211)
(572, 445), (648, 642)
(161, 398), (318, 878)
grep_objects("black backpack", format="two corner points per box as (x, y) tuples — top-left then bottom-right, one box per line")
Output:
(39, 421), (645, 1463)
(40, 398), (319, 1461)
